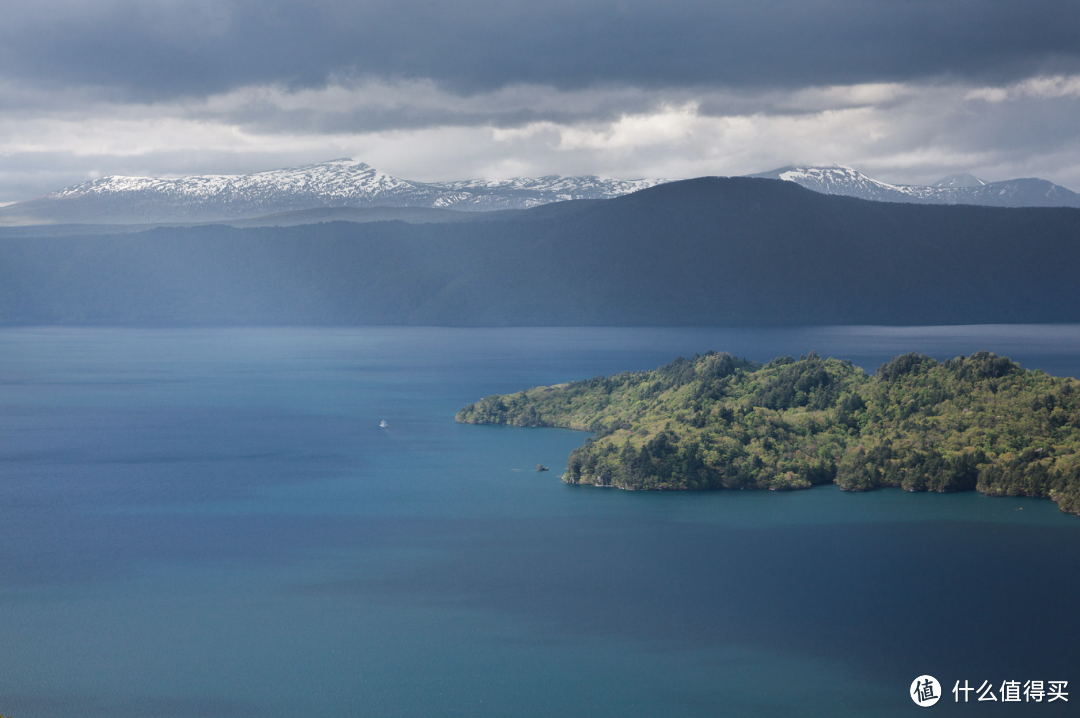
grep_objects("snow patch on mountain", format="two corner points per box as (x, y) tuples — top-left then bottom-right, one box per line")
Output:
(932, 173), (986, 189)
(751, 165), (1080, 208)
(773, 165), (935, 202)
(52, 159), (425, 203)
(11, 159), (676, 224)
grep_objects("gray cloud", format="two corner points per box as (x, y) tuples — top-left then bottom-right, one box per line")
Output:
(2, 0), (1079, 101)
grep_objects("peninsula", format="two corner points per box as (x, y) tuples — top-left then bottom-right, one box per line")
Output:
(456, 352), (1080, 515)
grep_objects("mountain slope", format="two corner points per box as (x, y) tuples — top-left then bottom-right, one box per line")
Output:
(1, 177), (1078, 327)
(750, 165), (1080, 208)
(430, 175), (664, 210)
(0, 159), (672, 225)
(932, 173), (986, 188)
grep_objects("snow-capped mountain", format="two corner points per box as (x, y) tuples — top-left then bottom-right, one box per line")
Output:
(931, 173), (986, 189)
(6, 159), (1077, 227)
(431, 175), (665, 209)
(0, 159), (673, 225)
(750, 165), (939, 203)
(749, 165), (1080, 208)
(52, 158), (428, 205)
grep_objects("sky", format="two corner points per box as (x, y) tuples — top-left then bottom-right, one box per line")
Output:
(2, 0), (1080, 202)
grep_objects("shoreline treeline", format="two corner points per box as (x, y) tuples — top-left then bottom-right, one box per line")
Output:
(457, 351), (1080, 515)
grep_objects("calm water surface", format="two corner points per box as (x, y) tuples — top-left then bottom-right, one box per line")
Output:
(1, 326), (1079, 717)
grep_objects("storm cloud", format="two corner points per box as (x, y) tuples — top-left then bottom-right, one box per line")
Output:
(5, 0), (1079, 97)
(2, 0), (1080, 201)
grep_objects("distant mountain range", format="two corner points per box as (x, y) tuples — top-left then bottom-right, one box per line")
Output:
(2, 159), (1078, 226)
(0, 159), (668, 225)
(750, 165), (1080, 208)
(2, 177), (1078, 327)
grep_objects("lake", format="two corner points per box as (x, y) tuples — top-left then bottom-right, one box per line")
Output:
(1, 326), (1078, 717)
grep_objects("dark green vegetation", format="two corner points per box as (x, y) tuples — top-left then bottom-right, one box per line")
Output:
(1, 178), (1079, 325)
(457, 351), (1080, 515)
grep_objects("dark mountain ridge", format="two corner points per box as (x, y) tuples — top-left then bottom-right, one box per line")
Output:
(1, 177), (1078, 326)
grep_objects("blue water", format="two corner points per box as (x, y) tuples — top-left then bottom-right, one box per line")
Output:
(2, 326), (1079, 717)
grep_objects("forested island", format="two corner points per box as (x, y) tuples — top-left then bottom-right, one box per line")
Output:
(456, 351), (1080, 515)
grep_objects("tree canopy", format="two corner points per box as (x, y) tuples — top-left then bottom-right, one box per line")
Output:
(456, 351), (1080, 515)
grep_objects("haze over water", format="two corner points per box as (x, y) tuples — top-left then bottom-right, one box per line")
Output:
(1, 326), (1078, 717)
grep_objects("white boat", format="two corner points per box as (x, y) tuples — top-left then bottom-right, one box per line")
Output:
(379, 420), (388, 428)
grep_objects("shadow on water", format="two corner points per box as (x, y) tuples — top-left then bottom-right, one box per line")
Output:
(301, 509), (1080, 696)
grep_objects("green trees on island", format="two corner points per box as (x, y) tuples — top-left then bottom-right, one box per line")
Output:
(455, 351), (1080, 515)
